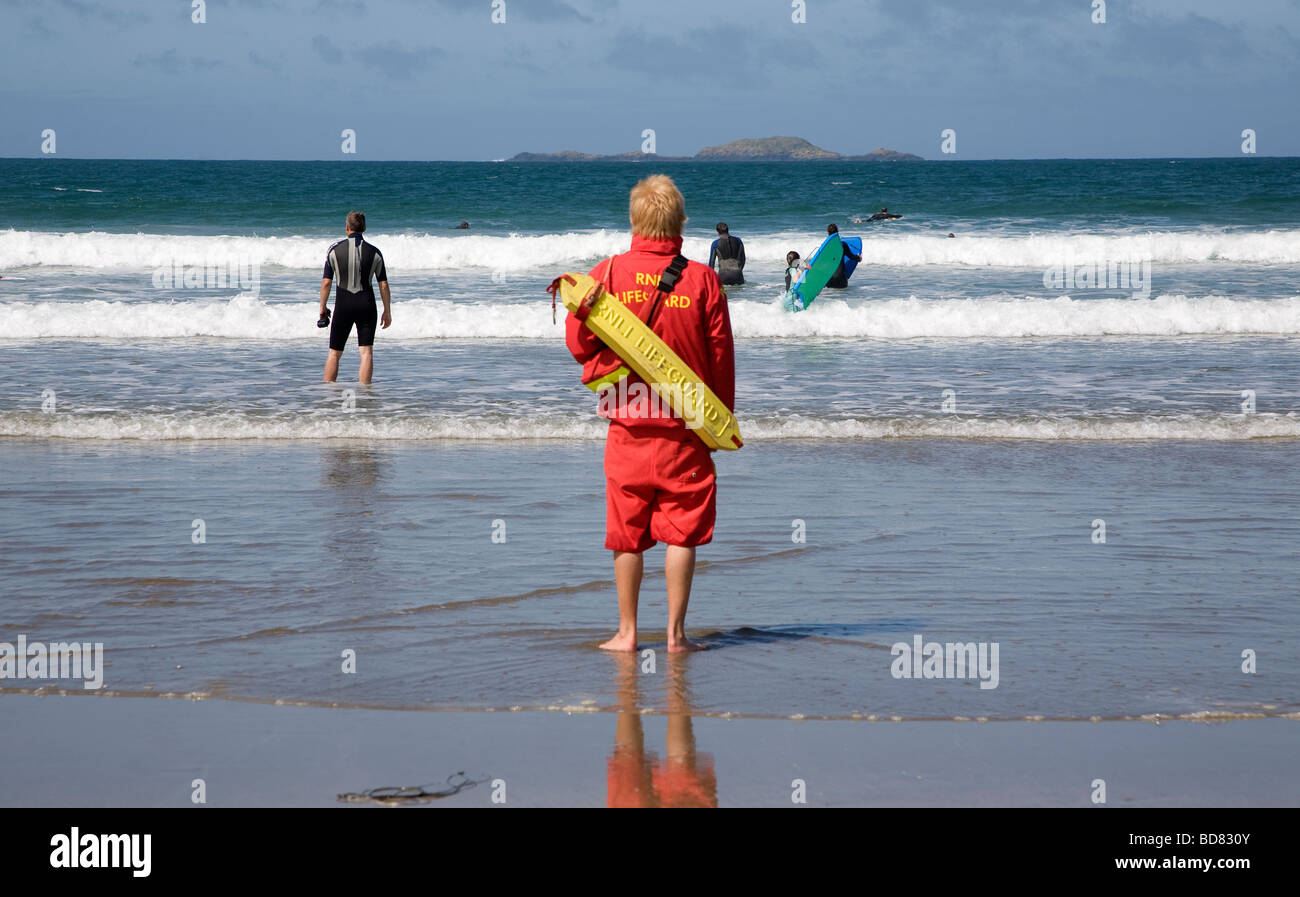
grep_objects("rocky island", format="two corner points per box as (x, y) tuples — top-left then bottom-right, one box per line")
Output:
(507, 136), (923, 162)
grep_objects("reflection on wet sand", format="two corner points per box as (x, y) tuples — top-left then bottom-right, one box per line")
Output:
(319, 445), (382, 576)
(606, 652), (717, 808)
(321, 444), (382, 491)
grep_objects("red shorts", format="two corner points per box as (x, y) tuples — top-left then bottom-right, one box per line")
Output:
(603, 423), (717, 553)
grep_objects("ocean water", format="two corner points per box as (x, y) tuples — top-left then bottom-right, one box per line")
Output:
(1, 157), (1298, 721)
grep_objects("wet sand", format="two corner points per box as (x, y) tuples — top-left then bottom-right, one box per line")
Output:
(2, 694), (1295, 807)
(4, 438), (1297, 723)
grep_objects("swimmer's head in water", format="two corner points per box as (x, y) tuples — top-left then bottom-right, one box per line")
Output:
(346, 211), (366, 234)
(629, 174), (687, 239)
(827, 223), (838, 235)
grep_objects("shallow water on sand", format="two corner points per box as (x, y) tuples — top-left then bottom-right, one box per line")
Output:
(2, 438), (1296, 721)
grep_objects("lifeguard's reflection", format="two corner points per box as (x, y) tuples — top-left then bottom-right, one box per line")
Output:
(606, 651), (717, 808)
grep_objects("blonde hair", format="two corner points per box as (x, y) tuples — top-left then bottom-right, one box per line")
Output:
(628, 174), (687, 239)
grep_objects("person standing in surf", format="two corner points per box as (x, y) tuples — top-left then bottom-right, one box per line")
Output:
(707, 222), (746, 285)
(824, 223), (861, 289)
(319, 211), (391, 384)
(565, 175), (736, 653)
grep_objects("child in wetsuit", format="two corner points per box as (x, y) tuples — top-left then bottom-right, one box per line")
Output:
(783, 251), (812, 311)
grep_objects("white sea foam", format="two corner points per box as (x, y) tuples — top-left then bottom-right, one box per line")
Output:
(0, 412), (606, 441)
(745, 413), (1300, 441)
(0, 295), (553, 340)
(735, 294), (1300, 339)
(3, 228), (1299, 271)
(2, 411), (1296, 441)
(3, 294), (1299, 340)
(0, 229), (631, 272)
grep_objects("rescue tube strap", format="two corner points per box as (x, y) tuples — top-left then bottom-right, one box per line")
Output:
(551, 254), (687, 329)
(646, 254), (688, 325)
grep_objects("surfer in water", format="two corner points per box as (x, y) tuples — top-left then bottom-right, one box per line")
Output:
(319, 211), (391, 384)
(853, 208), (904, 224)
(565, 175), (736, 653)
(824, 223), (861, 289)
(707, 222), (746, 286)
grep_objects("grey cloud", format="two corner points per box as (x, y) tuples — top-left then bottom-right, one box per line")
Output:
(425, 0), (595, 23)
(52, 0), (149, 26)
(310, 31), (441, 78)
(248, 50), (283, 72)
(354, 40), (443, 79)
(312, 34), (344, 62)
(133, 49), (224, 75)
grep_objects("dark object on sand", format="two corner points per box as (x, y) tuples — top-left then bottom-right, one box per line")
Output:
(338, 771), (488, 804)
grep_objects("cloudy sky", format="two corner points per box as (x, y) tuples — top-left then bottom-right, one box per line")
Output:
(2, 0), (1297, 160)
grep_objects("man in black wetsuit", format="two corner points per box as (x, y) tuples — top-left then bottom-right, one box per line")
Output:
(319, 211), (391, 384)
(824, 223), (862, 289)
(707, 222), (746, 286)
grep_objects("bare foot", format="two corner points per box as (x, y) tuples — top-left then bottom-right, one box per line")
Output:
(667, 637), (706, 653)
(600, 632), (637, 652)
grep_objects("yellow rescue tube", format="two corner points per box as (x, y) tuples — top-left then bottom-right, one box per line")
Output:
(551, 272), (742, 451)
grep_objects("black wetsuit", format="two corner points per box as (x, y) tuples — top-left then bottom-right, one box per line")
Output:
(709, 234), (746, 285)
(324, 233), (387, 351)
(826, 245), (862, 289)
